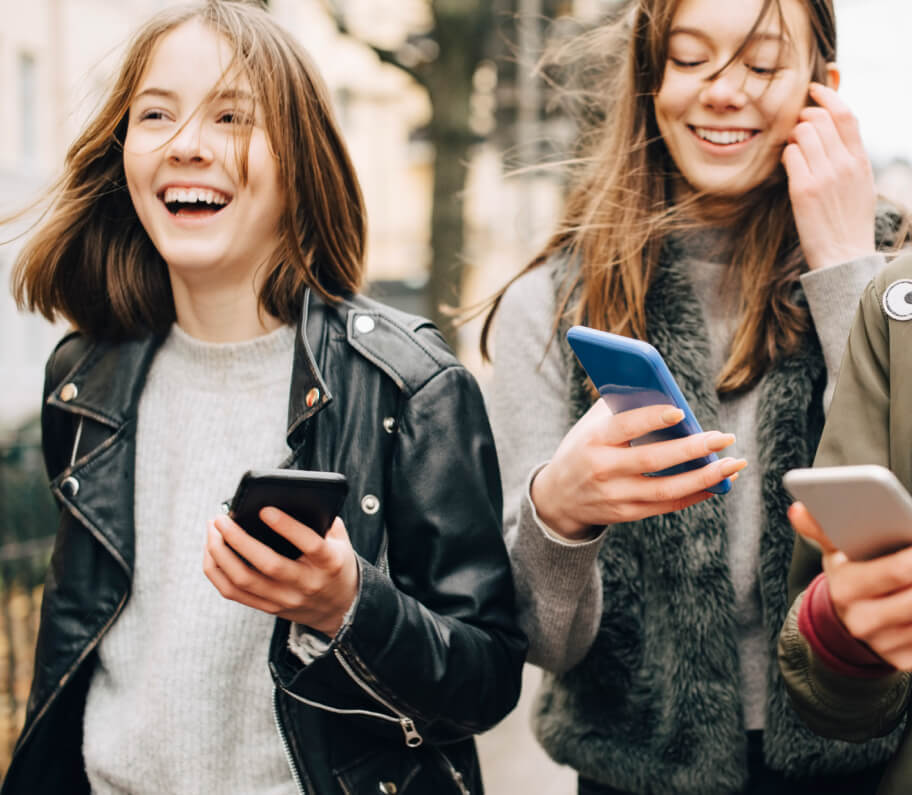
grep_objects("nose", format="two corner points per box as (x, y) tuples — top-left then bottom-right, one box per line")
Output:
(700, 66), (747, 112)
(165, 117), (212, 165)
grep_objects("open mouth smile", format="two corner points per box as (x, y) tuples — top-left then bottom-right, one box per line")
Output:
(158, 186), (233, 217)
(689, 126), (759, 146)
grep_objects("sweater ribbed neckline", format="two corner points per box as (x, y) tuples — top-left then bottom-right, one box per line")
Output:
(161, 322), (296, 392)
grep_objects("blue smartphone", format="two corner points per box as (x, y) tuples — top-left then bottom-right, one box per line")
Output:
(566, 325), (731, 495)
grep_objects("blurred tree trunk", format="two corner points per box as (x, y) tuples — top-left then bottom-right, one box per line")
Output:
(324, 1), (495, 347)
(421, 2), (493, 341)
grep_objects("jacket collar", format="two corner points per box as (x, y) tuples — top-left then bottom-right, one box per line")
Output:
(286, 289), (334, 448)
(45, 336), (162, 429)
(47, 289), (334, 448)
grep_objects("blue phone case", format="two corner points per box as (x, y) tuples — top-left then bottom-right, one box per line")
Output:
(566, 325), (731, 495)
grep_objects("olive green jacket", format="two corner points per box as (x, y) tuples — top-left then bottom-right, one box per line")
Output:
(780, 251), (912, 795)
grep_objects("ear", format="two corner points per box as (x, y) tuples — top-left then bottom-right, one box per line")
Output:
(824, 62), (840, 91)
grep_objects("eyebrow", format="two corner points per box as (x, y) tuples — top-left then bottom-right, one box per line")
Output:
(669, 27), (789, 45)
(131, 87), (255, 104)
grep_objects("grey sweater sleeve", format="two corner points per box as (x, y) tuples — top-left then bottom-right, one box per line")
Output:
(801, 254), (885, 408)
(488, 265), (604, 673)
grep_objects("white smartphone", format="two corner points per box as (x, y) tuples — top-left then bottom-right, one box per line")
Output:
(782, 465), (912, 560)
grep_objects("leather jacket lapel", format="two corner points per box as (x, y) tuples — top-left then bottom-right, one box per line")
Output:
(286, 289), (334, 452)
(46, 337), (160, 575)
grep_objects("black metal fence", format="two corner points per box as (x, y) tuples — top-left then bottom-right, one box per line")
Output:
(0, 427), (56, 776)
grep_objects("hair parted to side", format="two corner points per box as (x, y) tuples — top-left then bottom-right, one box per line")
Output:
(481, 0), (907, 393)
(9, 0), (366, 340)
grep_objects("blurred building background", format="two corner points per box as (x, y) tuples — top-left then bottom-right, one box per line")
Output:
(0, 0), (909, 789)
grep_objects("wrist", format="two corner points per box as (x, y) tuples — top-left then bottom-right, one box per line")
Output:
(530, 467), (590, 540)
(806, 244), (877, 272)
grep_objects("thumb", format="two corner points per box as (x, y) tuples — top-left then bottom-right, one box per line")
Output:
(324, 516), (349, 545)
(788, 501), (838, 554)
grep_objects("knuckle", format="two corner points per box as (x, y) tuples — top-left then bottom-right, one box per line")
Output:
(217, 583), (238, 601)
(259, 558), (284, 579)
(842, 605), (872, 639)
(832, 107), (855, 127)
(890, 556), (912, 585)
(615, 504), (638, 523)
(637, 449), (662, 474)
(828, 580), (850, 611)
(614, 414), (639, 441)
(234, 570), (255, 591)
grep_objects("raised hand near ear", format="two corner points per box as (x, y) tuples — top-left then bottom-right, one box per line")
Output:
(782, 83), (876, 272)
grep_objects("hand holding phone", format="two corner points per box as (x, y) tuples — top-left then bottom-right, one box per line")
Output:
(205, 469), (357, 636)
(786, 496), (912, 671)
(783, 465), (911, 561)
(226, 469), (349, 559)
(566, 326), (733, 495)
(528, 330), (744, 540)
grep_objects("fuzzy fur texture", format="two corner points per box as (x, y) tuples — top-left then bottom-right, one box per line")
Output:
(532, 243), (905, 794)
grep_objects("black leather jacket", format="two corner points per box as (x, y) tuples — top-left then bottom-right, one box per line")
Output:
(3, 291), (526, 795)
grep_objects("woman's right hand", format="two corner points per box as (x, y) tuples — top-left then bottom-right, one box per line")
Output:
(531, 400), (745, 540)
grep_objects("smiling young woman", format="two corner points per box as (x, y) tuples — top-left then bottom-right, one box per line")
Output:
(480, 0), (909, 792)
(3, 3), (526, 794)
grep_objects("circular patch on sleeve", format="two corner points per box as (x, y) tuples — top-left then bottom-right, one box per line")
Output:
(882, 278), (912, 321)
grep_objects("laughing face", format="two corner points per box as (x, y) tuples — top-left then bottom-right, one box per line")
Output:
(654, 0), (815, 198)
(123, 20), (285, 295)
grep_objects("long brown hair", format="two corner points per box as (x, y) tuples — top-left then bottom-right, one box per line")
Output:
(482, 0), (904, 393)
(9, 0), (366, 340)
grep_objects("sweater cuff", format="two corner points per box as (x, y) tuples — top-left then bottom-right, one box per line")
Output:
(797, 573), (895, 678)
(526, 462), (606, 545)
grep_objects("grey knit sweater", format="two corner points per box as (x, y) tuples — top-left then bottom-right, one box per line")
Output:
(82, 322), (299, 795)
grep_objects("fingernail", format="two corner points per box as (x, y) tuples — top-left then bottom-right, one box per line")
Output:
(706, 432), (735, 452)
(261, 507), (278, 523)
(662, 407), (685, 424)
(720, 458), (748, 476)
(214, 516), (229, 532)
(729, 472), (739, 483)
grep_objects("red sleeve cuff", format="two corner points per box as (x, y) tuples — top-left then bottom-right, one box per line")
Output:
(797, 573), (895, 678)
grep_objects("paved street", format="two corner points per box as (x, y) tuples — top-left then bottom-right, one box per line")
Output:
(477, 664), (577, 794)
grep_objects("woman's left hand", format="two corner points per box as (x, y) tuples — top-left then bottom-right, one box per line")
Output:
(204, 509), (359, 636)
(789, 502), (912, 671)
(782, 82), (876, 271)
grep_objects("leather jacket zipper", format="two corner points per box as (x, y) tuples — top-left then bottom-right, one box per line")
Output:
(273, 687), (306, 795)
(276, 650), (423, 748)
(433, 747), (471, 795)
(333, 648), (423, 747)
(275, 676), (421, 747)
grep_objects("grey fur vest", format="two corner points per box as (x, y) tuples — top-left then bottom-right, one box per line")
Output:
(533, 241), (905, 794)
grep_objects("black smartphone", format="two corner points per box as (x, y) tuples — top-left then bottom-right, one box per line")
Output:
(227, 469), (349, 559)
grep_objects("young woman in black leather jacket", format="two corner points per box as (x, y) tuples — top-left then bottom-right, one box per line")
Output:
(3, 2), (525, 793)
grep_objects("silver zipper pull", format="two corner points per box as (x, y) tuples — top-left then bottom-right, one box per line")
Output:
(400, 717), (423, 747)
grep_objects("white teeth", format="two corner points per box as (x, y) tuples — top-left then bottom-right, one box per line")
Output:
(693, 127), (754, 145)
(162, 187), (229, 205)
